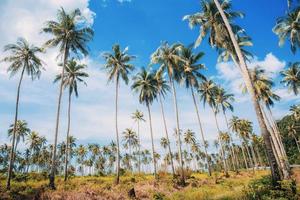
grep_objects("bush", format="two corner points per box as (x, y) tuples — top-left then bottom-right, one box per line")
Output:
(243, 175), (298, 200)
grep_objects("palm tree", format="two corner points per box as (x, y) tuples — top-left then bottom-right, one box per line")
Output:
(154, 70), (176, 176)
(122, 128), (138, 171)
(287, 123), (300, 152)
(281, 62), (300, 95)
(214, 86), (238, 172)
(76, 144), (87, 175)
(131, 68), (158, 179)
(54, 59), (88, 181)
(131, 110), (145, 173)
(151, 42), (186, 184)
(2, 37), (43, 189)
(273, 6), (300, 54)
(290, 104), (300, 121)
(102, 44), (135, 184)
(198, 80), (229, 176)
(179, 45), (212, 176)
(26, 131), (41, 171)
(42, 8), (93, 189)
(183, 129), (196, 155)
(247, 66), (289, 176)
(185, 0), (283, 183)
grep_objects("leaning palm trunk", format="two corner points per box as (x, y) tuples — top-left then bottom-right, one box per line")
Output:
(212, 109), (229, 176)
(191, 86), (212, 176)
(147, 104), (157, 179)
(260, 104), (290, 178)
(115, 78), (121, 184)
(6, 66), (26, 190)
(158, 94), (175, 176)
(49, 44), (68, 189)
(213, 0), (283, 183)
(267, 108), (289, 162)
(64, 93), (72, 181)
(244, 142), (255, 170)
(169, 76), (185, 184)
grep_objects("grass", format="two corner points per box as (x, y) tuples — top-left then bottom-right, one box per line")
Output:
(0, 170), (296, 200)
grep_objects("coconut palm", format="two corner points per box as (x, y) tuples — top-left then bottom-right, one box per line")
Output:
(54, 59), (88, 181)
(151, 42), (186, 184)
(131, 68), (158, 179)
(42, 7), (93, 189)
(287, 123), (300, 152)
(247, 66), (289, 175)
(290, 104), (300, 121)
(131, 110), (145, 173)
(2, 37), (43, 189)
(198, 80), (229, 176)
(281, 62), (300, 95)
(122, 128), (138, 171)
(179, 45), (212, 176)
(183, 129), (196, 154)
(214, 86), (238, 172)
(273, 6), (300, 54)
(154, 70), (176, 176)
(185, 0), (283, 182)
(102, 44), (135, 184)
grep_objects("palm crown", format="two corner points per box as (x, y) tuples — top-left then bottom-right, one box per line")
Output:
(54, 59), (89, 97)
(103, 44), (135, 83)
(42, 8), (94, 57)
(2, 37), (44, 80)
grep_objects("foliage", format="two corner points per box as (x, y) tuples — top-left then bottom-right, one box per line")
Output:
(243, 175), (298, 200)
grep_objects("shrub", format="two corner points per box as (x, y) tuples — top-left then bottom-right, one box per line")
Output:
(243, 175), (298, 200)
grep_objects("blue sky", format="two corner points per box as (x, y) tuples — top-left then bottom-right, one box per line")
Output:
(0, 0), (298, 153)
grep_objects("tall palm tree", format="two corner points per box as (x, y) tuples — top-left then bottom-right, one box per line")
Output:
(273, 6), (300, 54)
(42, 8), (93, 189)
(198, 80), (229, 176)
(154, 70), (176, 176)
(247, 66), (289, 176)
(26, 131), (41, 171)
(185, 0), (283, 183)
(183, 129), (196, 166)
(281, 62), (300, 95)
(54, 59), (88, 181)
(131, 110), (145, 173)
(215, 86), (239, 172)
(103, 44), (135, 184)
(2, 37), (43, 189)
(122, 128), (138, 171)
(151, 42), (186, 184)
(131, 68), (158, 179)
(179, 45), (212, 176)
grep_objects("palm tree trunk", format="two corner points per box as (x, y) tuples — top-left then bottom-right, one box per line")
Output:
(212, 109), (229, 176)
(64, 92), (72, 182)
(223, 111), (238, 172)
(115, 78), (121, 184)
(261, 104), (290, 178)
(250, 144), (258, 168)
(137, 121), (141, 174)
(191, 87), (212, 176)
(292, 135), (300, 153)
(147, 104), (157, 179)
(241, 145), (249, 170)
(254, 144), (264, 167)
(49, 44), (69, 190)
(6, 66), (26, 190)
(213, 0), (282, 184)
(169, 76), (185, 184)
(158, 94), (175, 176)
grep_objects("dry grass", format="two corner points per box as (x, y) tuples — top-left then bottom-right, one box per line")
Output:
(0, 170), (290, 200)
